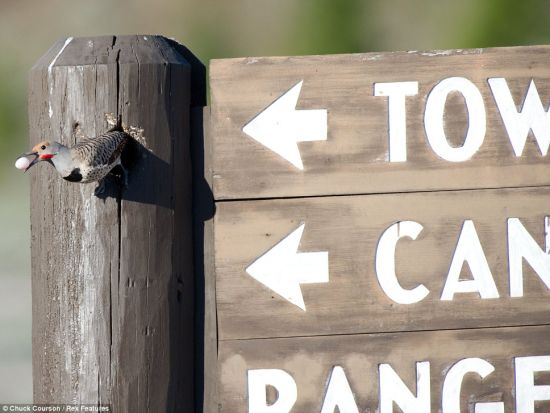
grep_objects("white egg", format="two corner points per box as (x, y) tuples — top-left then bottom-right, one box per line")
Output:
(15, 156), (31, 170)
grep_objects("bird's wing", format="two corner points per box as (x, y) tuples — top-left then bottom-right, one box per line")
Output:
(72, 131), (129, 167)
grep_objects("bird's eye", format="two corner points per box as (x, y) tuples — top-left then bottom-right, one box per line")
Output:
(40, 145), (46, 150)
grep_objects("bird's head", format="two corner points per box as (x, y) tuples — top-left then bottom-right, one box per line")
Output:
(19, 141), (63, 172)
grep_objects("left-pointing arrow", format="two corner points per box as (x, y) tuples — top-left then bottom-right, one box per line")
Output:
(246, 223), (329, 311)
(242, 81), (328, 170)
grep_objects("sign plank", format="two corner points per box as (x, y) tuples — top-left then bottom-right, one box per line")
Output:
(210, 45), (550, 200)
(215, 186), (550, 340)
(218, 325), (550, 413)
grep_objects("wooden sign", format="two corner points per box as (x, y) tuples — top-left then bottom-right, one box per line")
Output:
(210, 45), (550, 199)
(206, 46), (550, 412)
(215, 187), (550, 341)
(219, 326), (550, 412)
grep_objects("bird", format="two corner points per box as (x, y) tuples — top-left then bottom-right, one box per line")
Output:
(18, 115), (130, 194)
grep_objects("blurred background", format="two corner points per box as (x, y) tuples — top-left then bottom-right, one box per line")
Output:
(1, 0), (550, 402)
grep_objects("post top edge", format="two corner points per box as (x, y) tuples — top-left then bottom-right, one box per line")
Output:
(31, 35), (199, 69)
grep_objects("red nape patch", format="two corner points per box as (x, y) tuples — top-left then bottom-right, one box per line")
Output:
(39, 154), (55, 160)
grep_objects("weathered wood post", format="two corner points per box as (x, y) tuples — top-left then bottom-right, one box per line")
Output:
(29, 36), (201, 411)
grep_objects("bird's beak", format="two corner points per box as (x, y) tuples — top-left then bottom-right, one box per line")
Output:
(19, 151), (39, 172)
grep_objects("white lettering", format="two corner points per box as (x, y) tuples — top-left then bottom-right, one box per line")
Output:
(474, 402), (504, 413)
(441, 220), (499, 300)
(489, 78), (550, 156)
(425, 77), (486, 162)
(374, 81), (419, 162)
(515, 355), (550, 412)
(508, 217), (550, 297)
(379, 361), (430, 413)
(376, 221), (429, 304)
(442, 358), (495, 413)
(248, 369), (297, 413)
(320, 366), (359, 413)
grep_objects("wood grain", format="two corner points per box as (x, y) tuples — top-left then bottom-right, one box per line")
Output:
(210, 45), (550, 200)
(29, 36), (195, 411)
(215, 186), (550, 340)
(218, 325), (550, 412)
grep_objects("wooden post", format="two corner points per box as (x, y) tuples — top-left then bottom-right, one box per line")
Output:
(29, 36), (201, 411)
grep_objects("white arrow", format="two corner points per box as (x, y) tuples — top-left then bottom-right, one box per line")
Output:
(242, 80), (328, 170)
(246, 223), (329, 311)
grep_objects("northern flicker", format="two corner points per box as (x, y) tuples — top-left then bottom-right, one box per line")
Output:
(18, 116), (130, 194)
